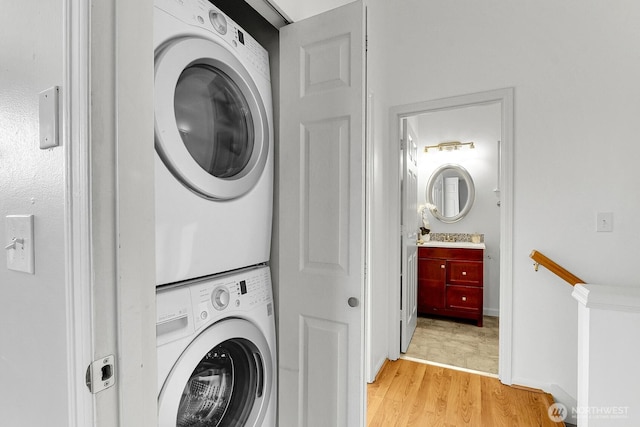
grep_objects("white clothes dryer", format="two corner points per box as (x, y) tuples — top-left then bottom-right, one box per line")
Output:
(157, 266), (277, 427)
(154, 0), (273, 285)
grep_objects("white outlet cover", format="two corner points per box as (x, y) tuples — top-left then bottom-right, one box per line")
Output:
(5, 215), (35, 274)
(596, 212), (613, 232)
(39, 86), (60, 149)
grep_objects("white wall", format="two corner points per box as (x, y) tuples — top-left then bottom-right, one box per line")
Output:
(0, 0), (71, 425)
(368, 0), (640, 404)
(415, 104), (501, 315)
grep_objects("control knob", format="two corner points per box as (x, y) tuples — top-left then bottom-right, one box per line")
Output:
(209, 11), (227, 35)
(211, 286), (230, 310)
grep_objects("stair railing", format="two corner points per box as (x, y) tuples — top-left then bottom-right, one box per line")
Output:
(529, 250), (585, 286)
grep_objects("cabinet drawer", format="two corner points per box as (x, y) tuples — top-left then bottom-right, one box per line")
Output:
(446, 286), (481, 312)
(448, 261), (483, 287)
(418, 246), (483, 261)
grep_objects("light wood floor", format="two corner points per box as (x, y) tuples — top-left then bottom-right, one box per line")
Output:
(368, 359), (564, 427)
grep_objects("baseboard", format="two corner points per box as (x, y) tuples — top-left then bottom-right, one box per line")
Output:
(549, 383), (577, 426)
(483, 307), (499, 317)
(511, 377), (577, 425)
(509, 383), (548, 394)
(368, 355), (388, 383)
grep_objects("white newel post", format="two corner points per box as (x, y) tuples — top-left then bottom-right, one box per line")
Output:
(572, 284), (640, 426)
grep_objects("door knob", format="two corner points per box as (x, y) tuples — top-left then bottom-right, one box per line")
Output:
(348, 297), (359, 308)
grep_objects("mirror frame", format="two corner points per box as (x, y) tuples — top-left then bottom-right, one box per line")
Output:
(426, 163), (475, 223)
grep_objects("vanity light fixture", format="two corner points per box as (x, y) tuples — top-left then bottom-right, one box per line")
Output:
(424, 141), (475, 153)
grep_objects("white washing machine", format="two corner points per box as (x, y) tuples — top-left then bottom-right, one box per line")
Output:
(154, 0), (274, 285)
(157, 266), (277, 426)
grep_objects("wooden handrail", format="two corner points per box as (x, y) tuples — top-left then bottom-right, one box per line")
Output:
(530, 250), (585, 286)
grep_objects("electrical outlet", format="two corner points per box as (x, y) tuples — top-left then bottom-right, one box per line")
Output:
(596, 212), (613, 232)
(5, 215), (35, 274)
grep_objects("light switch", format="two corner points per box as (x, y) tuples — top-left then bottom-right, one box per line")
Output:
(5, 215), (35, 274)
(596, 212), (613, 232)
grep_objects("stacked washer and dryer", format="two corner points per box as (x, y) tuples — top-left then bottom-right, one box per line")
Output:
(154, 0), (276, 425)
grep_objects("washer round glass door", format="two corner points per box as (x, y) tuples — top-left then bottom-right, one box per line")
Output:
(155, 37), (270, 200)
(158, 319), (273, 427)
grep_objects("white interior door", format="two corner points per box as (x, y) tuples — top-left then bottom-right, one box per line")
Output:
(400, 119), (418, 353)
(278, 1), (366, 426)
(444, 176), (460, 216)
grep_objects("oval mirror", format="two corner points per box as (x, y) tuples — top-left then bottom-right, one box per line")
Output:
(426, 163), (475, 223)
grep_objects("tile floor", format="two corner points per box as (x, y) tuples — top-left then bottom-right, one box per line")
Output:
(404, 315), (499, 374)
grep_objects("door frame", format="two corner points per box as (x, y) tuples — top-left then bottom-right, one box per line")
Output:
(387, 88), (514, 385)
(91, 0), (157, 425)
(66, 0), (157, 425)
(64, 0), (94, 424)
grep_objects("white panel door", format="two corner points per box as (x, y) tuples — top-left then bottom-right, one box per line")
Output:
(444, 176), (460, 216)
(400, 119), (418, 353)
(433, 174), (444, 213)
(279, 1), (366, 426)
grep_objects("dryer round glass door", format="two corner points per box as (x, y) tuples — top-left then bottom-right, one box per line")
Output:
(155, 38), (270, 200)
(175, 65), (254, 180)
(158, 319), (273, 427)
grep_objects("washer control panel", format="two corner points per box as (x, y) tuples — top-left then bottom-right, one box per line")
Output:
(190, 267), (272, 330)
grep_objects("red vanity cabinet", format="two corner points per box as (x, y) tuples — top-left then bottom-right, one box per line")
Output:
(417, 246), (484, 326)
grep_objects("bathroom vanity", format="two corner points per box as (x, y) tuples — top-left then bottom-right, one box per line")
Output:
(417, 242), (485, 326)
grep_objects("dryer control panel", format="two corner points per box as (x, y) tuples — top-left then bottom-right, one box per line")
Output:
(155, 0), (270, 81)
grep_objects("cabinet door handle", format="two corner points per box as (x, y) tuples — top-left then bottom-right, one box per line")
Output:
(462, 271), (467, 276)
(440, 265), (445, 269)
(461, 296), (467, 302)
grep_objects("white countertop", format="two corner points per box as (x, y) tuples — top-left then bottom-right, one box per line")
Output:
(417, 241), (486, 250)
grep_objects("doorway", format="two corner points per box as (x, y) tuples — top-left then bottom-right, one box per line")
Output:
(404, 103), (500, 375)
(389, 88), (514, 384)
